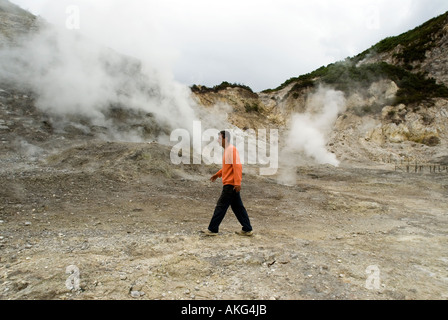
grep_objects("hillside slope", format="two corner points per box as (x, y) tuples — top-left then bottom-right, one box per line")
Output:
(0, 0), (39, 45)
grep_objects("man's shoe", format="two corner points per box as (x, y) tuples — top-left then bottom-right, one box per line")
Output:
(200, 229), (218, 236)
(235, 230), (254, 237)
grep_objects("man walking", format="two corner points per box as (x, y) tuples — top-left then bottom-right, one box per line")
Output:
(202, 130), (253, 237)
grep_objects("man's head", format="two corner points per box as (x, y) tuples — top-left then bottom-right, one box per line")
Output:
(219, 130), (231, 148)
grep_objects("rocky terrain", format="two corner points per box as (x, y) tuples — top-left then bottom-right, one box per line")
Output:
(0, 1), (448, 301)
(1, 132), (447, 300)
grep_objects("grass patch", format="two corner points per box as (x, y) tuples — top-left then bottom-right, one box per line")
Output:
(354, 11), (447, 64)
(263, 61), (448, 108)
(261, 11), (448, 108)
(244, 102), (261, 113)
(191, 81), (254, 94)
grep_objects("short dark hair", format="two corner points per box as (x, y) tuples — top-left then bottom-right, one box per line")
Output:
(220, 130), (231, 141)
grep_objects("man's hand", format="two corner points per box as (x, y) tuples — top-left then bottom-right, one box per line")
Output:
(233, 185), (241, 193)
(210, 174), (218, 182)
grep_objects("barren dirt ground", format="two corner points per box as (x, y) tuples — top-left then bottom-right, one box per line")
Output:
(1, 141), (448, 300)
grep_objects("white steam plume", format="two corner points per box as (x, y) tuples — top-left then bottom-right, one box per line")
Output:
(283, 86), (346, 167)
(0, 1), (234, 143)
(0, 24), (198, 137)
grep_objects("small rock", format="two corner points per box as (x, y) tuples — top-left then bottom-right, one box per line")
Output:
(130, 290), (144, 298)
(17, 280), (29, 291)
(24, 221), (31, 226)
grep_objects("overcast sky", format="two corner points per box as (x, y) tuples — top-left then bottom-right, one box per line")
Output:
(10, 0), (448, 92)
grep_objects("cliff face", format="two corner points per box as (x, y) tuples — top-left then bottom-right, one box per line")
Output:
(191, 84), (284, 131)
(423, 23), (448, 86)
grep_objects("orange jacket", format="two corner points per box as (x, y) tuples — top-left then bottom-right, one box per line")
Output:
(215, 144), (242, 186)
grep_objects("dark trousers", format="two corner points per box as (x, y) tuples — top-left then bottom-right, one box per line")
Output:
(208, 185), (253, 233)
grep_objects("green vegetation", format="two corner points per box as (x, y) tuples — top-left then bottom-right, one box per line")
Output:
(354, 11), (448, 64)
(262, 11), (448, 109)
(213, 81), (254, 93)
(262, 65), (329, 93)
(353, 103), (385, 117)
(322, 62), (448, 106)
(393, 70), (448, 105)
(191, 81), (254, 94)
(263, 60), (448, 107)
(244, 102), (261, 113)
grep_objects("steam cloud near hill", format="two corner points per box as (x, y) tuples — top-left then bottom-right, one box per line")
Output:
(282, 86), (346, 169)
(0, 21), (201, 141)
